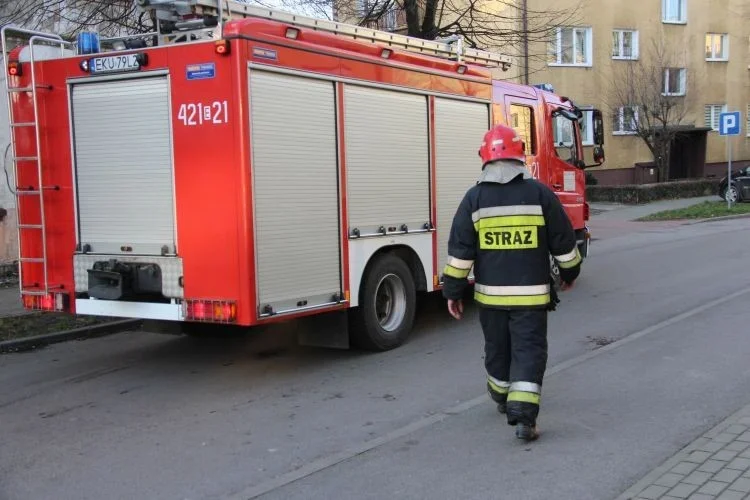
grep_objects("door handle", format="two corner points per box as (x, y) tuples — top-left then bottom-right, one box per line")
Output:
(553, 183), (563, 189)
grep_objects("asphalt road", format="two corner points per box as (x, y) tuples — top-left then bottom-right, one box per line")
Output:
(1, 215), (749, 500)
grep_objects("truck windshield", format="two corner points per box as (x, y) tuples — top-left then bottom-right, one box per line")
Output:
(551, 112), (582, 167)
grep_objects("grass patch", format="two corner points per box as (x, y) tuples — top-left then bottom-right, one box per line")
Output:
(0, 312), (116, 342)
(637, 201), (750, 221)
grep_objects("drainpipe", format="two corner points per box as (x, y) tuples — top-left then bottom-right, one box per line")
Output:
(522, 0), (529, 84)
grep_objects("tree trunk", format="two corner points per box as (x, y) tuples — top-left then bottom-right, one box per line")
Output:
(403, 0), (421, 37)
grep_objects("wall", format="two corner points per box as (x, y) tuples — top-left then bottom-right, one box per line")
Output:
(526, 0), (750, 182)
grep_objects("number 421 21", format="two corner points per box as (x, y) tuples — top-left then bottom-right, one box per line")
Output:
(177, 101), (229, 126)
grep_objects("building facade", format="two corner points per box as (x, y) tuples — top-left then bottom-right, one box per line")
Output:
(525, 0), (750, 185)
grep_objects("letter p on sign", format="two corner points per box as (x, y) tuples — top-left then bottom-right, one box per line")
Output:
(719, 111), (741, 136)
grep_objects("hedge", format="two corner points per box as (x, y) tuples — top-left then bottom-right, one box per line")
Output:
(585, 178), (722, 205)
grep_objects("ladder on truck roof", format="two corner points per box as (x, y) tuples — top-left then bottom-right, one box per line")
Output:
(136, 0), (512, 69)
(1, 26), (71, 297)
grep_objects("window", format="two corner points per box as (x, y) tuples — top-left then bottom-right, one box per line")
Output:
(705, 33), (729, 61)
(612, 30), (639, 60)
(509, 104), (536, 154)
(662, 68), (686, 96)
(612, 106), (639, 134)
(747, 105), (750, 137)
(549, 27), (592, 66)
(704, 104), (727, 131)
(553, 115), (574, 147)
(662, 0), (686, 23)
(578, 108), (594, 145)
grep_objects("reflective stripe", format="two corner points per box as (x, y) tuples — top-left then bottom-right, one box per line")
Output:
(443, 265), (471, 279)
(475, 284), (550, 296)
(558, 248), (582, 269)
(554, 248), (578, 263)
(475, 292), (550, 307)
(510, 381), (541, 394)
(471, 205), (543, 223)
(488, 377), (509, 395)
(474, 215), (545, 231)
(507, 391), (541, 405)
(488, 376), (510, 389)
(448, 257), (474, 270)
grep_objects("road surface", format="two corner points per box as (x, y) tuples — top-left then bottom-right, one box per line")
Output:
(1, 215), (749, 500)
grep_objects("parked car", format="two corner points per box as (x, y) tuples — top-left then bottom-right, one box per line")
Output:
(719, 166), (750, 202)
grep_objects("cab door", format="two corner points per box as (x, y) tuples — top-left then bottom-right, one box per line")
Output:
(503, 96), (547, 185)
(547, 106), (585, 229)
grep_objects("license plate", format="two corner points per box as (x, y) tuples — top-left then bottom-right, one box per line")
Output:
(89, 54), (141, 74)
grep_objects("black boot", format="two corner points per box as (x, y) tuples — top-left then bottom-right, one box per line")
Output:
(496, 401), (507, 414)
(515, 423), (539, 441)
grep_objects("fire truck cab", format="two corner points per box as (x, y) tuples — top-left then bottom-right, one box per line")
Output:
(2, 0), (604, 351)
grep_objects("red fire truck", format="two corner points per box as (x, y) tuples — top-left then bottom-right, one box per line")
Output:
(2, 0), (605, 351)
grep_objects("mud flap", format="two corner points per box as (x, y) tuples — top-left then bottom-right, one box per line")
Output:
(296, 309), (350, 349)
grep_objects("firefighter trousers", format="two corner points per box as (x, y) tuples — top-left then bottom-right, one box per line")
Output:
(479, 307), (548, 426)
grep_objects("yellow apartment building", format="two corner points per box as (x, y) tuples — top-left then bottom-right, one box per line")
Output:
(522, 0), (750, 184)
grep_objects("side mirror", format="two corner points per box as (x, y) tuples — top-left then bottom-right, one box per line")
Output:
(593, 145), (605, 165)
(592, 109), (604, 146)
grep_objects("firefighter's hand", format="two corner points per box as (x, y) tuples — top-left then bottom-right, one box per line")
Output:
(560, 280), (575, 291)
(447, 299), (464, 320)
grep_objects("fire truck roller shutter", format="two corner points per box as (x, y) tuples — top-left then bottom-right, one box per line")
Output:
(344, 86), (430, 234)
(249, 70), (341, 315)
(434, 98), (490, 282)
(71, 76), (175, 256)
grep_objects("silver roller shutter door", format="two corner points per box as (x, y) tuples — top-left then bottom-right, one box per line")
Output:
(71, 77), (175, 255)
(435, 98), (490, 274)
(249, 70), (341, 313)
(344, 86), (430, 235)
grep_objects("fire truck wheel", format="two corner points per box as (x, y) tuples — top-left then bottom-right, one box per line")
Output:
(351, 253), (416, 351)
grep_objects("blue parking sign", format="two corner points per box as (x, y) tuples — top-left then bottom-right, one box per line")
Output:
(719, 111), (741, 136)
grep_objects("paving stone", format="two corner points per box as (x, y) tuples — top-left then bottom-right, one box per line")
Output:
(687, 451), (715, 463)
(716, 490), (746, 500)
(714, 433), (739, 444)
(699, 441), (727, 453)
(688, 494), (717, 500)
(656, 472), (687, 488)
(697, 481), (729, 495)
(683, 471), (714, 486)
(638, 484), (670, 499)
(724, 425), (748, 435)
(739, 448), (750, 459)
(737, 417), (750, 426)
(713, 468), (743, 483)
(713, 450), (739, 462)
(724, 441), (749, 453)
(725, 457), (750, 471)
(668, 482), (700, 498)
(736, 432), (750, 443)
(699, 461), (729, 474)
(673, 462), (700, 475)
(727, 477), (750, 493)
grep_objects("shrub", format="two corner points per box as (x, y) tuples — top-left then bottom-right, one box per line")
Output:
(585, 172), (599, 186)
(586, 178), (721, 205)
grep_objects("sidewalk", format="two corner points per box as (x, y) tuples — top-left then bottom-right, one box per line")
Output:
(618, 404), (750, 500)
(590, 196), (718, 222)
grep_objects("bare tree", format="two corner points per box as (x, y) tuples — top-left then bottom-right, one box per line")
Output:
(607, 38), (693, 182)
(329, 0), (582, 81)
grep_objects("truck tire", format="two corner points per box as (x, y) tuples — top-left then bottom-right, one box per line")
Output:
(350, 253), (416, 351)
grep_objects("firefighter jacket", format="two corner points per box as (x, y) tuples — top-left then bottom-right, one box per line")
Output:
(442, 160), (582, 309)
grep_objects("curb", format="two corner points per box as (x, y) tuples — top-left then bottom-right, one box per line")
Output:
(0, 319), (142, 354)
(685, 212), (750, 225)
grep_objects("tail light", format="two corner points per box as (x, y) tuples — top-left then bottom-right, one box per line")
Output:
(184, 299), (237, 323)
(584, 202), (590, 221)
(8, 61), (22, 77)
(215, 40), (230, 55)
(23, 292), (69, 312)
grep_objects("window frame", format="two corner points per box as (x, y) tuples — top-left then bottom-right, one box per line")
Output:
(509, 103), (537, 155)
(548, 26), (593, 67)
(705, 33), (729, 61)
(612, 29), (639, 60)
(612, 105), (639, 136)
(662, 68), (687, 97)
(662, 0), (686, 24)
(705, 104), (727, 132)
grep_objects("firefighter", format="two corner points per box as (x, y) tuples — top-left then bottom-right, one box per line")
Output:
(441, 123), (581, 442)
